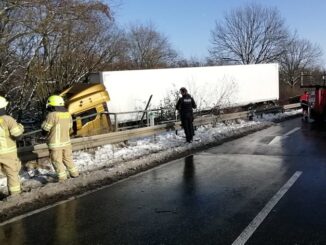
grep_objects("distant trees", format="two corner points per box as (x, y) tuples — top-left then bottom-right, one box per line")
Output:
(208, 2), (324, 100)
(209, 3), (288, 65)
(0, 1), (182, 120)
(280, 36), (322, 87)
(0, 1), (181, 120)
(105, 23), (179, 70)
(1, 0), (324, 119)
(125, 23), (178, 69)
(0, 0), (124, 119)
(28, 1), (124, 113)
(175, 57), (206, 68)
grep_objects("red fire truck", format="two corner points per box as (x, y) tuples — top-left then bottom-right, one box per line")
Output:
(301, 74), (326, 122)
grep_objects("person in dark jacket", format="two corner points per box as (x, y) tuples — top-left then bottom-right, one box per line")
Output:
(176, 87), (197, 143)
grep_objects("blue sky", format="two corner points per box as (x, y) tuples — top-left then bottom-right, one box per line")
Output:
(110, 0), (326, 63)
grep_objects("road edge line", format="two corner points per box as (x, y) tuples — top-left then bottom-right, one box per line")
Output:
(232, 171), (302, 245)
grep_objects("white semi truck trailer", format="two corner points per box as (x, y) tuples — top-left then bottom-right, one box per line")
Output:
(96, 63), (279, 121)
(64, 63), (279, 136)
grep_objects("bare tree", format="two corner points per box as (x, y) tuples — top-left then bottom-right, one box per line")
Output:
(280, 36), (323, 87)
(126, 23), (178, 69)
(209, 3), (288, 64)
(0, 1), (34, 94)
(0, 0), (126, 120)
(22, 0), (114, 112)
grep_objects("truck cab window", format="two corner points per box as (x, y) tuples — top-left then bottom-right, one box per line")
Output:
(78, 108), (98, 125)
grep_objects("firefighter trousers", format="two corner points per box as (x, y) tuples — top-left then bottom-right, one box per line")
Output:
(50, 146), (79, 181)
(0, 152), (21, 195)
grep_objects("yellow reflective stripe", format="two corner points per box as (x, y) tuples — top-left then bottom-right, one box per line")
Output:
(68, 167), (78, 173)
(0, 146), (17, 154)
(57, 172), (66, 177)
(48, 141), (71, 149)
(0, 120), (8, 152)
(42, 122), (53, 131)
(57, 171), (67, 179)
(0, 118), (6, 137)
(9, 185), (21, 193)
(0, 126), (7, 149)
(58, 113), (70, 119)
(55, 124), (60, 146)
(10, 125), (23, 136)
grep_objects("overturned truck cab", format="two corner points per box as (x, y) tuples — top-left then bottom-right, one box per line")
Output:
(60, 83), (112, 137)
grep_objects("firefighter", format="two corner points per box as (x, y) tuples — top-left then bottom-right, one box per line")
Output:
(300, 91), (309, 120)
(176, 87), (197, 143)
(0, 96), (24, 195)
(41, 95), (79, 182)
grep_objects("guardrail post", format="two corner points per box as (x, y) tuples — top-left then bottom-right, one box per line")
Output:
(160, 107), (163, 121)
(248, 111), (254, 121)
(114, 113), (118, 132)
(149, 112), (155, 126)
(149, 112), (157, 142)
(146, 111), (149, 126)
(175, 110), (178, 135)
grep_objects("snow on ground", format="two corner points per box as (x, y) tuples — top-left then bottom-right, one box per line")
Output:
(74, 120), (259, 172)
(0, 109), (302, 191)
(256, 109), (301, 121)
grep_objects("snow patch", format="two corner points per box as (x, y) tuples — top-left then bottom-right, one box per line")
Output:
(0, 110), (300, 189)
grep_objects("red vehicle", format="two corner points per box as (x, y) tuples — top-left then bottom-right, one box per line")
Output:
(309, 86), (326, 121)
(300, 85), (326, 122)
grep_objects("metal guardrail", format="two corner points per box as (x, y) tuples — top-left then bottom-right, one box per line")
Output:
(283, 103), (301, 110)
(17, 103), (301, 162)
(21, 108), (169, 138)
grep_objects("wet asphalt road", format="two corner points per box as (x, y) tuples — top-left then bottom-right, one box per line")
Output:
(1, 118), (326, 245)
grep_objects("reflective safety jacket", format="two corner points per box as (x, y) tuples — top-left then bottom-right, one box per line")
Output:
(41, 112), (73, 149)
(300, 93), (309, 102)
(0, 115), (24, 155)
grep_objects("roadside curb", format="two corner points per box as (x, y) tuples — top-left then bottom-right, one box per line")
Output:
(0, 121), (273, 223)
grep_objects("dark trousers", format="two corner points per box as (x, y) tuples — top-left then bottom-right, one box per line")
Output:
(181, 117), (194, 142)
(301, 101), (308, 111)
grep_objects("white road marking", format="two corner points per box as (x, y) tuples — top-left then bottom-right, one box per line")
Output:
(232, 171), (302, 245)
(268, 136), (282, 145)
(284, 127), (300, 137)
(268, 127), (300, 145)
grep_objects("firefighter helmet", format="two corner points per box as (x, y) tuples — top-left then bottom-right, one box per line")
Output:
(46, 95), (64, 108)
(0, 96), (8, 109)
